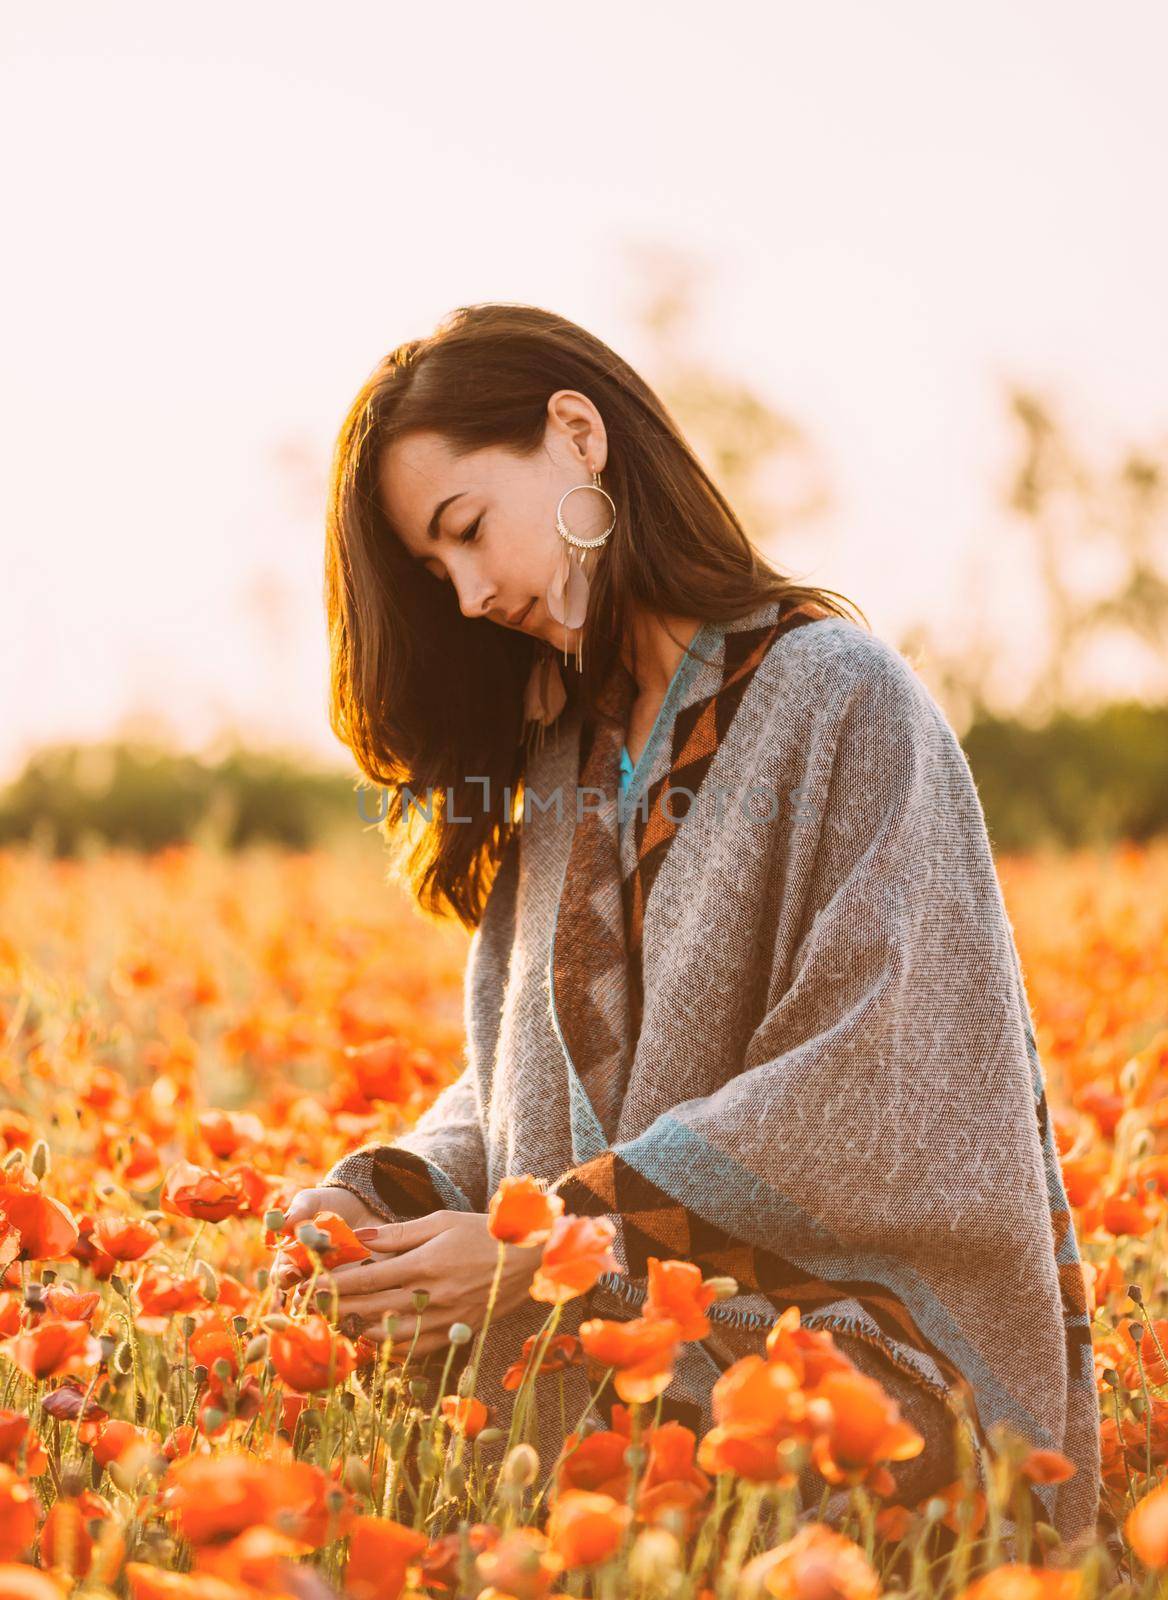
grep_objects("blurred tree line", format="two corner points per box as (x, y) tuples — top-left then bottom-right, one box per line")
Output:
(2, 253), (1165, 857)
(3, 696), (1164, 858)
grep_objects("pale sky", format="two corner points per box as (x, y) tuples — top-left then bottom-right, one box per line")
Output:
(2, 1), (1166, 783)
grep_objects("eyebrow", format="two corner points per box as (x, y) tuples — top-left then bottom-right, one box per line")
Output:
(426, 492), (466, 544)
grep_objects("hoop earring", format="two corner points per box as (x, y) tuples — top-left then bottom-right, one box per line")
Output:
(546, 469), (616, 675)
(521, 468), (616, 759)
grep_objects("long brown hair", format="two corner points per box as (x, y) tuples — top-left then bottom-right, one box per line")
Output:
(325, 302), (867, 930)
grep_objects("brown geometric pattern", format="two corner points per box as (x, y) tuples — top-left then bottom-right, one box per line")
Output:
(369, 1148), (448, 1218)
(556, 1149), (986, 1441)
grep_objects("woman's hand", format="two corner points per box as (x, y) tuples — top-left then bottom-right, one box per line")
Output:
(271, 1184), (389, 1292)
(302, 1210), (542, 1358)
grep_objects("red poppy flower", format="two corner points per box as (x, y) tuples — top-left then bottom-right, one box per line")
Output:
(0, 1463), (39, 1560)
(546, 1488), (631, 1569)
(269, 1314), (356, 1392)
(644, 1257), (715, 1341)
(160, 1161), (247, 1224)
(0, 1170), (78, 1262)
(531, 1215), (621, 1304)
(89, 1216), (160, 1262)
(1, 1319), (101, 1381)
(578, 1315), (683, 1404)
(488, 1175), (565, 1247)
(0, 1411), (46, 1476)
(344, 1515), (428, 1600)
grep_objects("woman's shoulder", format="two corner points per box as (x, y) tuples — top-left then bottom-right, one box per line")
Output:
(756, 611), (943, 735)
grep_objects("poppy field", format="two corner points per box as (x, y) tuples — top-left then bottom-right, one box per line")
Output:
(0, 838), (1166, 1600)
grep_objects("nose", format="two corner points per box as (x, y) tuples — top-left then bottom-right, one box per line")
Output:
(454, 576), (495, 620)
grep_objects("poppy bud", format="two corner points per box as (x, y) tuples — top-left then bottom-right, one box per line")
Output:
(243, 1336), (268, 1365)
(114, 1339), (134, 1375)
(344, 1455), (373, 1495)
(702, 1276), (739, 1300)
(212, 1358), (234, 1385)
(444, 1462), (467, 1498)
(501, 1443), (539, 1487)
(109, 1458), (139, 1493)
(1129, 1284), (1145, 1305)
(628, 1527), (681, 1586)
(476, 1426), (507, 1445)
(201, 1407), (226, 1435)
(264, 1209), (286, 1231)
(195, 1261), (218, 1303)
(30, 1139), (50, 1178)
(448, 1323), (473, 1346)
(412, 1289), (430, 1313)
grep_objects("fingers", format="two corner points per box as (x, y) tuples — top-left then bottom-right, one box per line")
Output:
(318, 1239), (440, 1301)
(352, 1212), (455, 1254)
(282, 1187), (330, 1230)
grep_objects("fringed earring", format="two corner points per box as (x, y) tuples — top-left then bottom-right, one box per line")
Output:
(545, 468), (616, 675)
(520, 639), (569, 761)
(521, 466), (616, 759)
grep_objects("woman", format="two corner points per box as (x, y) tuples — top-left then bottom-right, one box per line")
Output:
(277, 303), (1099, 1546)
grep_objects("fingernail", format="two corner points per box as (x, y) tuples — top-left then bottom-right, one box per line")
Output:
(354, 1227), (381, 1239)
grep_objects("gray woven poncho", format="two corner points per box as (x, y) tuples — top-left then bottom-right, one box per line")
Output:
(327, 595), (1100, 1547)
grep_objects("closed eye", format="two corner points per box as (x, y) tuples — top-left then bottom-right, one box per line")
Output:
(418, 515), (480, 581)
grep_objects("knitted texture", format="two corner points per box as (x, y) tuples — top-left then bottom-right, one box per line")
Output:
(326, 596), (1100, 1546)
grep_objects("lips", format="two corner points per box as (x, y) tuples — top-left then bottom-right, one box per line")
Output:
(506, 598), (536, 627)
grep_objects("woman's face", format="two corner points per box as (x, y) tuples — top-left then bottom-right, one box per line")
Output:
(377, 390), (610, 648)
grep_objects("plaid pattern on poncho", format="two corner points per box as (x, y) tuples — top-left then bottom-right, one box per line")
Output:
(326, 596), (1100, 1547)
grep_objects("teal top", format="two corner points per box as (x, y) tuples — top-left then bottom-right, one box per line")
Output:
(619, 743), (635, 799)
